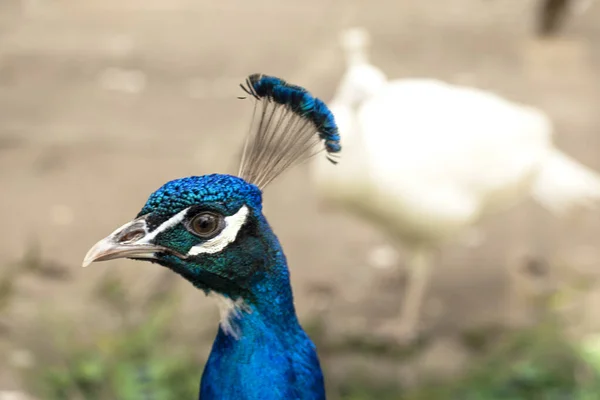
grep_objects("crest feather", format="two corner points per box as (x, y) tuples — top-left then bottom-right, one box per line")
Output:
(237, 73), (341, 189)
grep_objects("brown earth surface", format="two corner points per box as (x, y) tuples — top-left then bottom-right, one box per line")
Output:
(0, 0), (599, 393)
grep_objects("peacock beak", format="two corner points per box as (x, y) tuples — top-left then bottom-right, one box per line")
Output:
(82, 217), (165, 267)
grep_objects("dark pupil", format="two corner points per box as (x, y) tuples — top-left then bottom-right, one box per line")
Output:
(195, 215), (216, 233)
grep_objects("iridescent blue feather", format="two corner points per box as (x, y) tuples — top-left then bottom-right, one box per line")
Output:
(238, 74), (341, 188)
(84, 75), (336, 400)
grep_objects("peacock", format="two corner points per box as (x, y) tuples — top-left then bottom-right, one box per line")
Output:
(537, 0), (594, 36)
(82, 74), (341, 400)
(311, 27), (600, 342)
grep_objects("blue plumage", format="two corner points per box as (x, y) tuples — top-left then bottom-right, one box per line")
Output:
(140, 175), (263, 217)
(140, 176), (326, 399)
(83, 74), (339, 399)
(202, 308), (325, 399)
(240, 73), (341, 165)
(312, 98), (341, 154)
(200, 211), (325, 400)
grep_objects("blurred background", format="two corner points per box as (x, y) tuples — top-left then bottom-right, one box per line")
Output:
(1, 0), (600, 398)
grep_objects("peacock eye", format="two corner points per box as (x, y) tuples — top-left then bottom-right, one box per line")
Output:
(188, 212), (224, 238)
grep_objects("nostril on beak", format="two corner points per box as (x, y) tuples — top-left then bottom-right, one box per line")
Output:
(117, 229), (145, 244)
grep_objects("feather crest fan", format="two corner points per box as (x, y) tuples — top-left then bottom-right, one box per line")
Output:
(237, 73), (341, 189)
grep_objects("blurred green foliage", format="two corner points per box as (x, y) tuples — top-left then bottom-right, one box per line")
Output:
(21, 292), (600, 399)
(22, 272), (203, 400)
(32, 335), (200, 400)
(4, 250), (599, 399)
(329, 321), (600, 400)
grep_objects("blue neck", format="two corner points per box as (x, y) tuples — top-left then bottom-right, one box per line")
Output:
(199, 217), (326, 400)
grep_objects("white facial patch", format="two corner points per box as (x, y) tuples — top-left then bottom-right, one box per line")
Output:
(137, 207), (190, 244)
(187, 205), (249, 256)
(208, 292), (250, 339)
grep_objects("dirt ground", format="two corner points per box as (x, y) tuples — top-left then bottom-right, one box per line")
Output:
(1, 0), (600, 393)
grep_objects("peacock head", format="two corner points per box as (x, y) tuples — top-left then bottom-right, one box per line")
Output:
(83, 174), (267, 299)
(82, 74), (340, 303)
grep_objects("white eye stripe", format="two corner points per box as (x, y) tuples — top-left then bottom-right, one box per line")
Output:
(187, 206), (249, 256)
(138, 207), (190, 243)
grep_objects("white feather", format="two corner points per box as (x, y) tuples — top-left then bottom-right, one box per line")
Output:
(311, 27), (600, 338)
(209, 292), (250, 339)
(532, 149), (600, 214)
(188, 206), (249, 256)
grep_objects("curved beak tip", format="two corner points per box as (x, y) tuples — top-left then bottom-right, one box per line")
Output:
(81, 238), (163, 269)
(81, 239), (111, 268)
(81, 218), (166, 268)
(81, 251), (97, 268)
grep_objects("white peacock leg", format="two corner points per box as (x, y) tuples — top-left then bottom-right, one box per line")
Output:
(397, 246), (432, 339)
